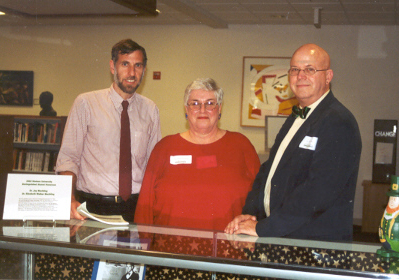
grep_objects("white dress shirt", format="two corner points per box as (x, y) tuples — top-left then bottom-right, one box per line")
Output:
(56, 85), (161, 195)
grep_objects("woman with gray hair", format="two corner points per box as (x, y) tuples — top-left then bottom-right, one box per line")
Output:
(135, 78), (260, 231)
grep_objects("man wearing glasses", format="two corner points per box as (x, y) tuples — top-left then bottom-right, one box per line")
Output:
(225, 43), (362, 241)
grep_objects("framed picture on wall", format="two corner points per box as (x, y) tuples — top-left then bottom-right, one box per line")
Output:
(0, 70), (34, 106)
(240, 57), (297, 127)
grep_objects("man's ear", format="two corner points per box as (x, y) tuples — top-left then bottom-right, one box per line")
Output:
(109, 60), (115, 75)
(326, 69), (333, 84)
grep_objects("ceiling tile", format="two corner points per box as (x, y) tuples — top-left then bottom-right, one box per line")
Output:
(290, 3), (344, 13)
(241, 3), (296, 13)
(0, 0), (397, 28)
(0, 0), (138, 15)
(342, 3), (395, 12)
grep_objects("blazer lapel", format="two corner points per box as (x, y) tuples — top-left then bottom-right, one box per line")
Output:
(275, 91), (336, 168)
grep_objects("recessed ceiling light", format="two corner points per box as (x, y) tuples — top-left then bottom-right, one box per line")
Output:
(0, 11), (5, 16)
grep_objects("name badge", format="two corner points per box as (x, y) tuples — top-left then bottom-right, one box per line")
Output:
(299, 136), (318, 151)
(170, 155), (192, 165)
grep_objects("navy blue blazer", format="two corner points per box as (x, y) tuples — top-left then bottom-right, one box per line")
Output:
(242, 91), (362, 241)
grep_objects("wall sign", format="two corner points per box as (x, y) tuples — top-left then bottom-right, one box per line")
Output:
(372, 119), (398, 184)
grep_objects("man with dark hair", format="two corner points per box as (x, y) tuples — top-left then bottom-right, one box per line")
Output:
(225, 44), (362, 241)
(56, 39), (161, 222)
(111, 40), (147, 66)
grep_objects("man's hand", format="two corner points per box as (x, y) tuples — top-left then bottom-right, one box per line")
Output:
(224, 214), (257, 235)
(233, 219), (258, 237)
(58, 171), (85, 220)
(70, 197), (86, 220)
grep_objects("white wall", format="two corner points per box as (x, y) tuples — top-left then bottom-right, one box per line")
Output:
(1, 24), (398, 223)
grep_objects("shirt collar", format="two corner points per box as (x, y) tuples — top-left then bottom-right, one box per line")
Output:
(109, 85), (136, 110)
(303, 90), (330, 119)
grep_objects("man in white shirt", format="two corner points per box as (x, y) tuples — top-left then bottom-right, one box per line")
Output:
(56, 39), (161, 222)
(225, 44), (362, 241)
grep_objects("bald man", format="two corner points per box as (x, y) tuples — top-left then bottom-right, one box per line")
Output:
(225, 44), (362, 241)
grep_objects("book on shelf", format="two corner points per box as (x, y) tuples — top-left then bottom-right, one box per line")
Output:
(13, 149), (58, 172)
(43, 152), (50, 172)
(14, 149), (24, 171)
(77, 202), (129, 226)
(14, 121), (61, 144)
(52, 122), (59, 143)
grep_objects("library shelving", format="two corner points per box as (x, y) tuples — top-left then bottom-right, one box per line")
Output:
(0, 114), (67, 217)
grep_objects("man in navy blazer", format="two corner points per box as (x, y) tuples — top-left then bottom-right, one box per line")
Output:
(225, 44), (362, 241)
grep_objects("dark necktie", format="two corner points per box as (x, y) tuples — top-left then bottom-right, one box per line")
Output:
(119, 100), (132, 201)
(291, 105), (310, 119)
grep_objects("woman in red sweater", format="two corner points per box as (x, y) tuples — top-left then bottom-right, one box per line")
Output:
(134, 78), (260, 232)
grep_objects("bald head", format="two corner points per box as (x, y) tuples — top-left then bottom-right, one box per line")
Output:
(289, 44), (333, 107)
(292, 44), (331, 70)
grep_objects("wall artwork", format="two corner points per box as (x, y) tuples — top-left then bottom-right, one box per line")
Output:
(240, 57), (297, 127)
(0, 70), (34, 106)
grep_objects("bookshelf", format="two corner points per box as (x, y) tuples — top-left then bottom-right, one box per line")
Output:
(0, 114), (67, 218)
(12, 117), (65, 173)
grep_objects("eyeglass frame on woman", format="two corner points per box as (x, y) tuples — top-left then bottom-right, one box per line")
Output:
(288, 67), (329, 76)
(187, 100), (219, 111)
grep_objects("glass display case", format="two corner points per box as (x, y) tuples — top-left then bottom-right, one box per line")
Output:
(0, 219), (395, 279)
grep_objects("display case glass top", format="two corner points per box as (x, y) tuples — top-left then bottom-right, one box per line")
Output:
(0, 219), (394, 279)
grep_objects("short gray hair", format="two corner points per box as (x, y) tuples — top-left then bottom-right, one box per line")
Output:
(184, 78), (224, 106)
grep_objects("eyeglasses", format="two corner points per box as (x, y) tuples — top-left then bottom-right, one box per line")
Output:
(187, 100), (218, 111)
(288, 67), (329, 76)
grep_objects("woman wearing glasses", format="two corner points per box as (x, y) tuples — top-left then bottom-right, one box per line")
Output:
(134, 78), (260, 231)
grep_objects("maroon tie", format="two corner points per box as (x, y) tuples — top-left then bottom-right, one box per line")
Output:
(119, 100), (132, 201)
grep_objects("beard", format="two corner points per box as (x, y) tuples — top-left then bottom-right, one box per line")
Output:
(386, 204), (399, 214)
(114, 71), (143, 95)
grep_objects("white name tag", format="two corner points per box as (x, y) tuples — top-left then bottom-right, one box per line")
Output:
(299, 136), (318, 151)
(170, 155), (192, 165)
